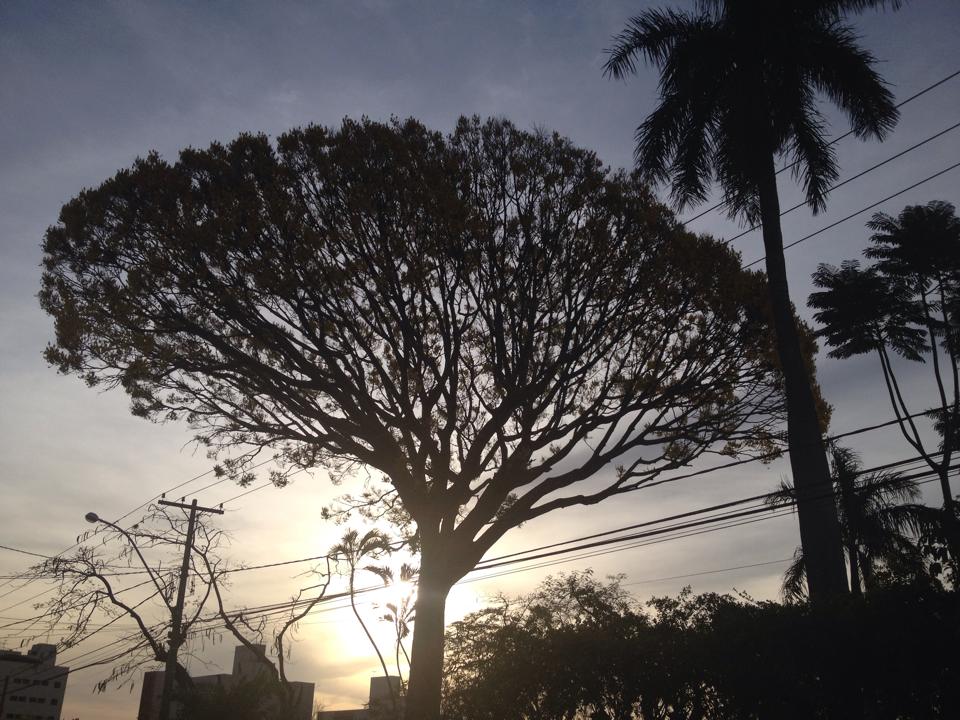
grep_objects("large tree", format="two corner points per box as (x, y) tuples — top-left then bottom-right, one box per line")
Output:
(604, 0), (902, 599)
(42, 117), (789, 718)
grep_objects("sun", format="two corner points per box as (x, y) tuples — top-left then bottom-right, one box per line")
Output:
(444, 584), (484, 624)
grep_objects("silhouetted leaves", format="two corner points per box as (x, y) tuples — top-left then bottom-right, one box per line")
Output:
(443, 573), (960, 719)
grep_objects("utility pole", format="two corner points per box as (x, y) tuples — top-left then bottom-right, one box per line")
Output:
(157, 497), (223, 720)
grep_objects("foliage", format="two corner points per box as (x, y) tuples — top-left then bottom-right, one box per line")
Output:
(809, 201), (960, 550)
(766, 445), (939, 600)
(41, 116), (786, 556)
(377, 562), (418, 687)
(603, 0), (898, 223)
(39, 114), (792, 715)
(442, 572), (960, 719)
(330, 528), (398, 712)
(603, 0), (902, 601)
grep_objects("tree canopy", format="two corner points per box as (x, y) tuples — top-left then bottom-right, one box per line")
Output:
(809, 201), (960, 562)
(41, 116), (786, 555)
(41, 115), (791, 717)
(442, 572), (960, 720)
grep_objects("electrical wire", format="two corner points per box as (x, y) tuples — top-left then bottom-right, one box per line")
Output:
(743, 159), (960, 269)
(721, 119), (960, 246)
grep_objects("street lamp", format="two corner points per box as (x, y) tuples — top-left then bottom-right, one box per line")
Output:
(83, 499), (222, 720)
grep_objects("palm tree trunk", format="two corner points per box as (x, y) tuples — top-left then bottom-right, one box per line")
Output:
(835, 472), (863, 597)
(846, 541), (862, 597)
(348, 567), (397, 716)
(755, 153), (849, 600)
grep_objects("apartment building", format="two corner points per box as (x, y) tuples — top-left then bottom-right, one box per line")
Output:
(0, 644), (68, 720)
(137, 644), (314, 720)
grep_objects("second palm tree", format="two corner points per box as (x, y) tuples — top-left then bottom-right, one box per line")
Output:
(605, 0), (901, 599)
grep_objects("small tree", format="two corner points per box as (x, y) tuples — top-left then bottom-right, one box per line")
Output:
(198, 541), (333, 718)
(28, 505), (321, 717)
(378, 562), (417, 688)
(330, 529), (397, 713)
(809, 201), (960, 558)
(767, 446), (934, 601)
(42, 116), (790, 718)
(26, 504), (222, 695)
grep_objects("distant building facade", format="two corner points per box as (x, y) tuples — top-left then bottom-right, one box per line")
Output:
(317, 677), (402, 720)
(137, 645), (314, 720)
(0, 644), (68, 720)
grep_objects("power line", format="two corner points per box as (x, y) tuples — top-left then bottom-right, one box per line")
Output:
(0, 590), (161, 702)
(0, 412), (944, 598)
(635, 408), (937, 493)
(621, 557), (793, 587)
(0, 544), (51, 560)
(743, 159), (960, 269)
(463, 476), (949, 586)
(0, 457), (283, 604)
(680, 67), (960, 227)
(470, 465), (952, 575)
(722, 119), (960, 246)
(2, 468), (936, 641)
(475, 452), (940, 567)
(6, 470), (950, 679)
(2, 430), (951, 648)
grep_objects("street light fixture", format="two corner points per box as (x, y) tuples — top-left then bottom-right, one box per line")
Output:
(84, 498), (223, 720)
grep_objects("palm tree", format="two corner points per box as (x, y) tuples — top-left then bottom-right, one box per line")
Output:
(604, 0), (901, 599)
(330, 529), (398, 714)
(379, 562), (418, 687)
(770, 446), (933, 601)
(864, 202), (960, 512)
(810, 201), (960, 558)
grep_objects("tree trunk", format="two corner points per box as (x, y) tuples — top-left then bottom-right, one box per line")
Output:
(755, 154), (849, 601)
(404, 562), (453, 720)
(836, 474), (862, 597)
(937, 468), (960, 563)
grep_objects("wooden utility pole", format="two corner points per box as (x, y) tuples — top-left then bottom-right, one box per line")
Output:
(156, 497), (223, 720)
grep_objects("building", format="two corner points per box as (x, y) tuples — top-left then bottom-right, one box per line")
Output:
(317, 677), (402, 720)
(137, 645), (314, 720)
(0, 644), (69, 720)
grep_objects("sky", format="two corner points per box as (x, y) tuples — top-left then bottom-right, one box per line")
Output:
(1, 0), (959, 717)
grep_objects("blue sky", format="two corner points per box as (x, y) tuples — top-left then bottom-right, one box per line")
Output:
(1, 1), (959, 717)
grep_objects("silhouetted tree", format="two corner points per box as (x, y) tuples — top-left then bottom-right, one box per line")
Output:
(604, 0), (902, 599)
(199, 548), (332, 718)
(441, 572), (722, 720)
(26, 504), (220, 696)
(444, 574), (960, 719)
(330, 529), (397, 713)
(377, 562), (417, 688)
(768, 446), (934, 601)
(810, 201), (960, 559)
(41, 116), (791, 719)
(26, 505), (318, 716)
